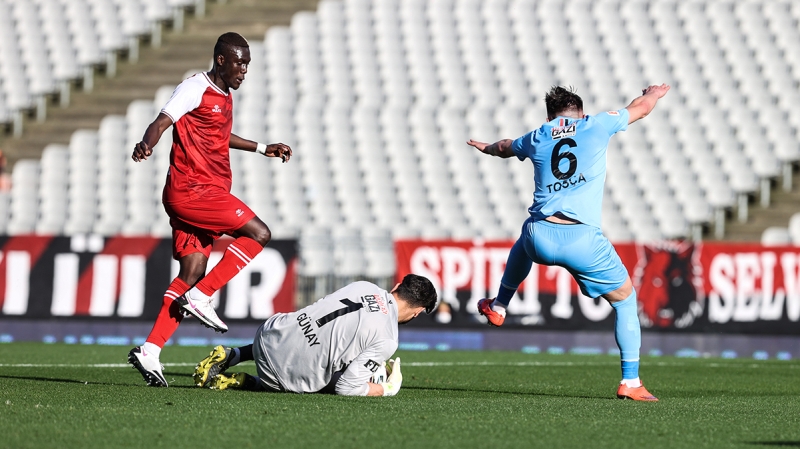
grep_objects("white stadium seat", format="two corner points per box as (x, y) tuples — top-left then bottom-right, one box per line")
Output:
(762, 227), (792, 247)
(789, 214), (800, 246)
(8, 159), (41, 235)
(0, 0), (201, 129)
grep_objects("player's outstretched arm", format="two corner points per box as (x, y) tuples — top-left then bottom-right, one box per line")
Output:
(230, 133), (292, 163)
(467, 139), (515, 158)
(132, 113), (173, 162)
(625, 84), (670, 125)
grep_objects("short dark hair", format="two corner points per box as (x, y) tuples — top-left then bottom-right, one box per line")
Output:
(214, 32), (249, 59)
(395, 274), (438, 314)
(545, 86), (583, 119)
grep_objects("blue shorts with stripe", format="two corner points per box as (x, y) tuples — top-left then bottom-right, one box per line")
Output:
(519, 218), (628, 298)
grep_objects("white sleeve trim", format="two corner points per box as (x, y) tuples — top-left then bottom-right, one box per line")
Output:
(160, 76), (206, 124)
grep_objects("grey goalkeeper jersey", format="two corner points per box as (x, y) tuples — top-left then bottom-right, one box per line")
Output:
(253, 281), (399, 396)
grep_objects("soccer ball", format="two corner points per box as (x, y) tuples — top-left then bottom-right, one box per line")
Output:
(370, 364), (387, 384)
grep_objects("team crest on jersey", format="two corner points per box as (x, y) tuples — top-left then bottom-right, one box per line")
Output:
(212, 104), (222, 113)
(551, 121), (577, 140)
(362, 294), (388, 314)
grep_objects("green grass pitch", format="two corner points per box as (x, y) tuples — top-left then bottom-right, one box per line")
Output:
(1, 342), (798, 449)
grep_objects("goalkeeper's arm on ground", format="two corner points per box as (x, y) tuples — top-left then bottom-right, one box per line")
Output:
(335, 340), (397, 397)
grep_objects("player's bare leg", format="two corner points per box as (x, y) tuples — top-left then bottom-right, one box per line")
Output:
(129, 253), (208, 386)
(231, 216), (271, 245)
(181, 217), (271, 332)
(604, 279), (658, 402)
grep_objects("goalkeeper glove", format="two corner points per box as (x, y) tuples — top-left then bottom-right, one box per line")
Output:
(380, 358), (402, 397)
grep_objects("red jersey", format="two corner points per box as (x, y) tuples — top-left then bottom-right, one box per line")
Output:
(160, 72), (234, 204)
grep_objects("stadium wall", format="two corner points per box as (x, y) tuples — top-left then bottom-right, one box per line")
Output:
(396, 239), (800, 335)
(0, 235), (297, 321)
(1, 236), (798, 360)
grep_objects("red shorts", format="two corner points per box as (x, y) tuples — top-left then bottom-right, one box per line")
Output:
(164, 190), (256, 260)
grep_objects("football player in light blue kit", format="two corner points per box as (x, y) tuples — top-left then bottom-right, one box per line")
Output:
(467, 84), (670, 401)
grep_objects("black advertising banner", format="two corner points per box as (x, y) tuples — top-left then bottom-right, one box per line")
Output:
(396, 239), (800, 334)
(0, 236), (297, 321)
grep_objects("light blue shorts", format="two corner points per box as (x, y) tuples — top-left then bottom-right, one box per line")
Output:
(520, 218), (629, 298)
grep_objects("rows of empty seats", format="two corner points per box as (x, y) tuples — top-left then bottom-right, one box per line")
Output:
(0, 0), (204, 135)
(3, 0), (800, 277)
(244, 0), (800, 243)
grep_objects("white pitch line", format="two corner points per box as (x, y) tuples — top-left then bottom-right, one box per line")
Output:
(0, 361), (790, 369)
(0, 361), (607, 368)
(405, 361), (612, 367)
(0, 362), (260, 368)
(0, 363), (198, 368)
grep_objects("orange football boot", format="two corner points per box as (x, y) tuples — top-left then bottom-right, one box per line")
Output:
(477, 298), (505, 327)
(616, 383), (659, 402)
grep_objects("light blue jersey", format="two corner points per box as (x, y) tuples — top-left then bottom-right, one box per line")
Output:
(511, 109), (629, 229)
(498, 106), (643, 385)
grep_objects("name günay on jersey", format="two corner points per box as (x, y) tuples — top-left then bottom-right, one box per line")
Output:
(295, 294), (389, 348)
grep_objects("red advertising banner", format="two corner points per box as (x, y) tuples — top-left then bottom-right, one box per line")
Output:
(0, 236), (297, 321)
(396, 240), (800, 334)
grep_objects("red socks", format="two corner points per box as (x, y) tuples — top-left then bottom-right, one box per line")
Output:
(145, 237), (263, 348)
(145, 277), (190, 348)
(195, 236), (264, 296)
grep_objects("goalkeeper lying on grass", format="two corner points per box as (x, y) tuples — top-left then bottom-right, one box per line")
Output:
(193, 274), (436, 396)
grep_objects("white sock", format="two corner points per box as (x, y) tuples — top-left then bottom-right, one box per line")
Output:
(621, 377), (642, 388)
(142, 342), (162, 359)
(188, 286), (211, 301)
(491, 299), (507, 318)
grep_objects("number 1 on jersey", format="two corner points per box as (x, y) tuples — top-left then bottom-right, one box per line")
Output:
(316, 298), (363, 327)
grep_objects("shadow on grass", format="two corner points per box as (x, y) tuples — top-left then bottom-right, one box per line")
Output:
(747, 443), (800, 447)
(404, 385), (616, 400)
(0, 374), (196, 389)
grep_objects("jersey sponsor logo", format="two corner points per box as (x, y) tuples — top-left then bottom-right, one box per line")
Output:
(607, 110), (619, 116)
(212, 104), (222, 113)
(551, 122), (577, 140)
(364, 359), (381, 373)
(362, 294), (388, 314)
(295, 313), (321, 347)
(235, 208), (244, 217)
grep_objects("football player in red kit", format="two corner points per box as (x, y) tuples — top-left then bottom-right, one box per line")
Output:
(127, 32), (292, 387)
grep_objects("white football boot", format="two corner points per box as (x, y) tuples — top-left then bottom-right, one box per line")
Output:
(177, 288), (228, 333)
(127, 346), (168, 387)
